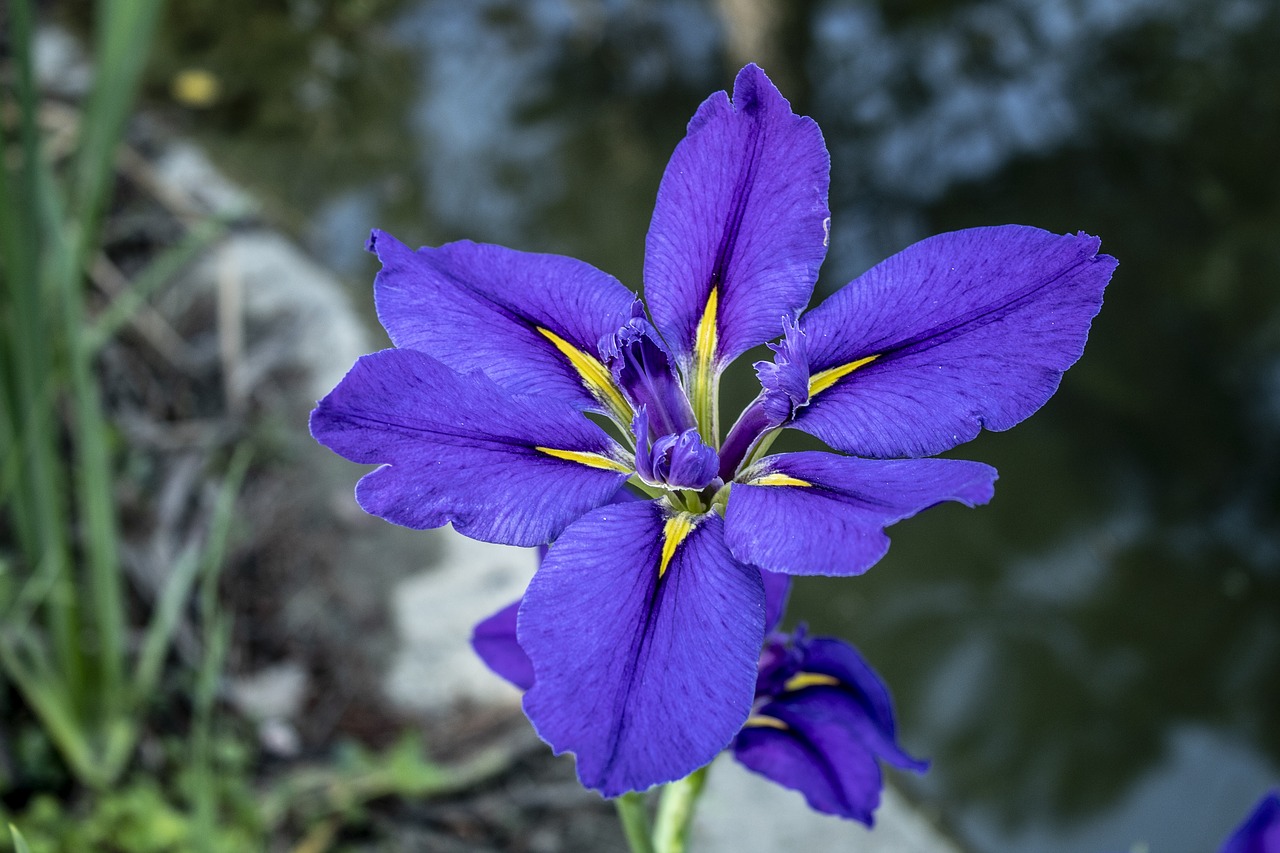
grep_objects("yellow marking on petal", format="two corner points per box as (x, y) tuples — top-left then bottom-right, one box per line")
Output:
(808, 354), (880, 397)
(658, 512), (699, 579)
(743, 715), (789, 731)
(535, 447), (632, 473)
(690, 287), (720, 443)
(783, 672), (841, 692)
(536, 326), (632, 424)
(749, 473), (811, 488)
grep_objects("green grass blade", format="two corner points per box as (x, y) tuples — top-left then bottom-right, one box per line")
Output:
(73, 0), (166, 252)
(0, 632), (103, 788)
(9, 823), (33, 853)
(0, 0), (86, 716)
(130, 547), (202, 705)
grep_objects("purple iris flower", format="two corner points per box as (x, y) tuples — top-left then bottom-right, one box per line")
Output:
(733, 627), (927, 824)
(310, 64), (1116, 797)
(1221, 791), (1280, 853)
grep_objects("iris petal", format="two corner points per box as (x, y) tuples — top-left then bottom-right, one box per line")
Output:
(644, 64), (830, 370)
(310, 349), (630, 546)
(520, 502), (765, 796)
(369, 230), (636, 413)
(734, 634), (925, 825)
(796, 226), (1116, 458)
(471, 601), (534, 691)
(1220, 791), (1280, 853)
(724, 452), (997, 576)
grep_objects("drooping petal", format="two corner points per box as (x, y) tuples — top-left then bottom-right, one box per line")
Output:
(796, 226), (1117, 458)
(520, 502), (765, 796)
(724, 452), (997, 576)
(1220, 790), (1280, 853)
(310, 349), (630, 547)
(369, 229), (636, 419)
(471, 600), (534, 691)
(644, 64), (830, 373)
(795, 637), (927, 771)
(734, 633), (925, 824)
(734, 693), (887, 823)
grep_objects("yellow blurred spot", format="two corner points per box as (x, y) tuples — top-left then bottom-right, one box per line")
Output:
(808, 353), (879, 397)
(171, 68), (221, 108)
(659, 511), (699, 578)
(783, 672), (840, 692)
(743, 715), (789, 730)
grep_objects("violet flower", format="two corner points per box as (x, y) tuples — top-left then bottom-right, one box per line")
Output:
(1221, 790), (1280, 853)
(311, 64), (1116, 798)
(733, 628), (926, 825)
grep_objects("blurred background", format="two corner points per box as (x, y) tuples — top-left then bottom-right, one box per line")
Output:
(3, 0), (1278, 851)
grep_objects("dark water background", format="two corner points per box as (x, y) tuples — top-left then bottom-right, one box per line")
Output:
(147, 1), (1280, 849)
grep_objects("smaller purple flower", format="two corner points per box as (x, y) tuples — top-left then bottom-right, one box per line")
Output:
(1221, 790), (1280, 853)
(733, 627), (926, 825)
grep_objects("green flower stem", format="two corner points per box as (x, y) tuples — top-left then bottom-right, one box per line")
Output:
(614, 792), (656, 853)
(652, 765), (710, 853)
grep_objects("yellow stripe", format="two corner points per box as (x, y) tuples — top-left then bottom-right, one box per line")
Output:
(689, 288), (719, 441)
(808, 354), (879, 397)
(694, 287), (719, 377)
(783, 672), (840, 692)
(743, 715), (789, 731)
(535, 447), (632, 473)
(749, 473), (811, 487)
(536, 327), (632, 424)
(658, 512), (699, 579)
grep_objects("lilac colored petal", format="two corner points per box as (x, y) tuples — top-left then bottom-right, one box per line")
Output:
(520, 502), (765, 796)
(761, 569), (792, 633)
(724, 452), (997, 576)
(644, 64), (830, 366)
(1221, 791), (1280, 853)
(310, 349), (629, 546)
(796, 226), (1117, 458)
(369, 230), (636, 409)
(472, 600), (534, 691)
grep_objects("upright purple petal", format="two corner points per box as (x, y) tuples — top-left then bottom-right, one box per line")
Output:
(520, 502), (765, 796)
(472, 600), (534, 691)
(724, 452), (997, 576)
(797, 226), (1117, 458)
(1221, 791), (1280, 853)
(370, 230), (636, 414)
(644, 64), (830, 369)
(310, 349), (630, 547)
